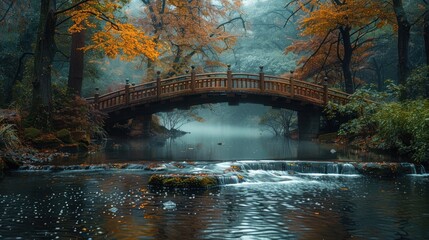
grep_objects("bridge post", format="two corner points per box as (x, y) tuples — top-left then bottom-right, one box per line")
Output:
(323, 76), (329, 105)
(290, 70), (295, 98)
(298, 106), (321, 140)
(190, 66), (196, 92)
(227, 65), (232, 90)
(259, 66), (265, 91)
(125, 78), (130, 105)
(156, 71), (161, 97)
(94, 88), (99, 110)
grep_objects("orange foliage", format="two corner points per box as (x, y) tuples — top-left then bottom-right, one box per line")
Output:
(287, 0), (393, 87)
(138, 0), (243, 76)
(67, 0), (159, 61)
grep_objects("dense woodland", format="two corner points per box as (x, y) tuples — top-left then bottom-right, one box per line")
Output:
(0, 0), (428, 162)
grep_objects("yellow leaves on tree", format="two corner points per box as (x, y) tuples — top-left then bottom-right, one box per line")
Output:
(140, 0), (243, 76)
(84, 23), (159, 61)
(68, 0), (158, 61)
(299, 0), (391, 37)
(287, 0), (393, 92)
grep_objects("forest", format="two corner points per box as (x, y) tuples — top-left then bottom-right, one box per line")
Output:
(0, 0), (428, 163)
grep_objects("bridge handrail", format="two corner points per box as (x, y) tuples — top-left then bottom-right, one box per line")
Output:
(86, 68), (350, 111)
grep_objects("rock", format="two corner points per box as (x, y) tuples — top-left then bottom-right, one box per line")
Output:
(59, 144), (80, 153)
(55, 129), (74, 144)
(0, 109), (21, 125)
(148, 174), (219, 188)
(163, 200), (177, 210)
(355, 162), (418, 178)
(24, 127), (42, 140)
(32, 134), (62, 149)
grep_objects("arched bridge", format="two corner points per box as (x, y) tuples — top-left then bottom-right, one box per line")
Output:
(86, 66), (349, 139)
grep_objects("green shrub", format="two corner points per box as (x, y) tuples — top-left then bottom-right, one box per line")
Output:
(326, 85), (429, 162)
(55, 129), (74, 144)
(24, 127), (42, 140)
(372, 100), (429, 162)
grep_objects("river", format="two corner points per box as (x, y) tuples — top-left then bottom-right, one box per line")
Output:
(1, 128), (429, 239)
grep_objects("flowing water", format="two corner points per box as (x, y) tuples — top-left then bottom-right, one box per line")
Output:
(1, 130), (429, 239)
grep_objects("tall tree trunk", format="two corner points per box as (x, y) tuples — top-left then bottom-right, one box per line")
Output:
(68, 29), (86, 96)
(339, 27), (354, 94)
(424, 9), (429, 98)
(371, 58), (384, 91)
(393, 0), (411, 87)
(32, 0), (57, 110)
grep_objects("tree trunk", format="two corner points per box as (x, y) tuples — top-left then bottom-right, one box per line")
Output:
(424, 9), (429, 98)
(393, 0), (411, 87)
(371, 58), (384, 91)
(32, 0), (57, 110)
(339, 27), (354, 94)
(68, 29), (86, 96)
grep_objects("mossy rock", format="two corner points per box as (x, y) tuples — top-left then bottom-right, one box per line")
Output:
(55, 129), (74, 144)
(60, 144), (80, 153)
(24, 127), (42, 140)
(32, 134), (62, 149)
(148, 174), (219, 188)
(71, 131), (90, 144)
(355, 162), (418, 178)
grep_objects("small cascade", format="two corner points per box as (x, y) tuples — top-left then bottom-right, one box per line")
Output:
(413, 164), (427, 174)
(340, 163), (358, 175)
(216, 175), (242, 185)
(239, 161), (285, 171)
(235, 161), (360, 176)
(421, 165), (427, 174)
(125, 164), (147, 170)
(326, 163), (339, 174)
(400, 163), (417, 174)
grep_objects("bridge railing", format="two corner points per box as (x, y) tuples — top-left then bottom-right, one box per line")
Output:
(87, 65), (350, 111)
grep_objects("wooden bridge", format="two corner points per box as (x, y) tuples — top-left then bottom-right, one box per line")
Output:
(86, 66), (349, 139)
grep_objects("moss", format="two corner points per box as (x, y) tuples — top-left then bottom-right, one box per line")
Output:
(24, 127), (42, 140)
(33, 134), (62, 149)
(148, 174), (219, 189)
(55, 129), (74, 144)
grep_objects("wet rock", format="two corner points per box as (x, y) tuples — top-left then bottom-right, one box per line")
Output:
(145, 163), (167, 171)
(32, 134), (62, 149)
(355, 162), (418, 177)
(59, 144), (80, 153)
(148, 174), (219, 188)
(163, 200), (177, 210)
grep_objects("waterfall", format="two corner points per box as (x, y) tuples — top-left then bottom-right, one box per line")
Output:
(326, 163), (339, 174)
(340, 163), (358, 175)
(421, 165), (427, 174)
(216, 175), (241, 185)
(236, 161), (359, 175)
(400, 163), (417, 174)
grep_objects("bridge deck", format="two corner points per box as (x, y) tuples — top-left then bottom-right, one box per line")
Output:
(86, 70), (349, 113)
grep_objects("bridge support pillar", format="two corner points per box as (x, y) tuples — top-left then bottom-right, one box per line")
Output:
(298, 106), (322, 140)
(129, 114), (152, 137)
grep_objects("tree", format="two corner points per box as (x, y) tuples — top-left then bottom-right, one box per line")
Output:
(392, 0), (411, 87)
(139, 0), (244, 78)
(157, 108), (204, 131)
(31, 0), (159, 123)
(0, 0), (14, 23)
(286, 0), (391, 93)
(259, 109), (297, 136)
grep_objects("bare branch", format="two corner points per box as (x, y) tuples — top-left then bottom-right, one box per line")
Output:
(0, 0), (13, 23)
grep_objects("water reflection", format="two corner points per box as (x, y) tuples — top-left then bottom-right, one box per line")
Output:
(87, 130), (335, 163)
(2, 171), (429, 239)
